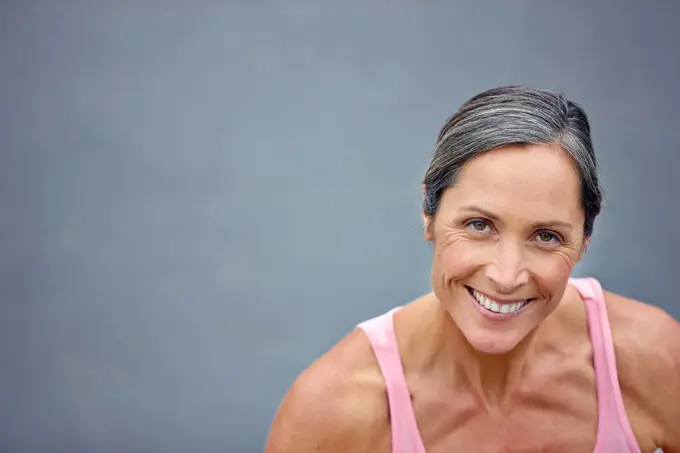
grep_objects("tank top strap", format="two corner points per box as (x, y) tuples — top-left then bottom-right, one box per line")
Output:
(569, 277), (640, 453)
(357, 309), (427, 453)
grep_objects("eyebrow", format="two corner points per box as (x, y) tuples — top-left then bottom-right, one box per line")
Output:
(459, 205), (575, 230)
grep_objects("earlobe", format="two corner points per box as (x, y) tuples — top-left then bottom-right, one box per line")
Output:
(422, 213), (433, 241)
(579, 238), (590, 261)
(421, 184), (434, 241)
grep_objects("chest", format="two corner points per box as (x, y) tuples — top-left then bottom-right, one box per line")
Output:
(409, 364), (599, 453)
(416, 401), (598, 453)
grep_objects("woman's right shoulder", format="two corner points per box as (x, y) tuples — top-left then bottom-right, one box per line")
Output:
(264, 327), (391, 453)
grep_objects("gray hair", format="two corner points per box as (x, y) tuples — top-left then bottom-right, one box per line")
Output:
(423, 85), (603, 237)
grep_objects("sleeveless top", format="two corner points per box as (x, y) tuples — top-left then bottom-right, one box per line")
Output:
(357, 277), (641, 453)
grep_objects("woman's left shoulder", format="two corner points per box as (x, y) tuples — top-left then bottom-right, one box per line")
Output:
(604, 290), (679, 370)
(604, 290), (680, 451)
(603, 289), (679, 354)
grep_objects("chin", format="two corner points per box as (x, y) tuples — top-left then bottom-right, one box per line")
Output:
(462, 330), (525, 355)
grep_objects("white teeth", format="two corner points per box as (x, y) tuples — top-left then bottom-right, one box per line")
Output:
(471, 289), (528, 315)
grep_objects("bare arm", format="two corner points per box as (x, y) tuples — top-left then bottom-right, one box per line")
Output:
(607, 292), (680, 452)
(265, 331), (389, 453)
(656, 311), (680, 453)
(265, 375), (356, 452)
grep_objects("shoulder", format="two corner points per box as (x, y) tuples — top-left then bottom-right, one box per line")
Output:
(604, 290), (680, 451)
(264, 326), (390, 453)
(604, 290), (679, 367)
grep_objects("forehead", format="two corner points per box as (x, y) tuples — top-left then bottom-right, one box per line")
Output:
(442, 144), (584, 221)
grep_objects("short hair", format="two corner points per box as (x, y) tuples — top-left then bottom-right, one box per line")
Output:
(423, 85), (603, 237)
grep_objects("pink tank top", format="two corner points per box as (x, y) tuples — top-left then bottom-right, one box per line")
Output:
(357, 277), (641, 453)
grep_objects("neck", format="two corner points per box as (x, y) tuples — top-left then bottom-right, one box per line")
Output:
(431, 302), (538, 408)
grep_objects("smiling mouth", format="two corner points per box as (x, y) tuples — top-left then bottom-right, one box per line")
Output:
(465, 286), (534, 315)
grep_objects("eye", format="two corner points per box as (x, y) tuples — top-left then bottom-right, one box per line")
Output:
(465, 219), (492, 234)
(535, 230), (561, 244)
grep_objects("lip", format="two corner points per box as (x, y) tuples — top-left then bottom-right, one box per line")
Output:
(465, 286), (533, 320)
(467, 287), (529, 304)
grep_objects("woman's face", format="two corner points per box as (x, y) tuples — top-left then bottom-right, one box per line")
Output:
(424, 144), (587, 355)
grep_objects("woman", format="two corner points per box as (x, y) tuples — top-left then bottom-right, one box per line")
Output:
(265, 86), (679, 453)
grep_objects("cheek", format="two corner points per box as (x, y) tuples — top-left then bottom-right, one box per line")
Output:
(434, 238), (486, 280)
(531, 252), (577, 291)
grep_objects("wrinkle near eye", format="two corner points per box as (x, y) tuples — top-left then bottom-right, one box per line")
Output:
(440, 229), (473, 246)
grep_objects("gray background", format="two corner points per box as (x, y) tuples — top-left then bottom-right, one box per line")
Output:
(1, 1), (678, 452)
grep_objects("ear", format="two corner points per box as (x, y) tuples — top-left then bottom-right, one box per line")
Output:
(578, 237), (590, 261)
(422, 212), (434, 241)
(421, 184), (434, 241)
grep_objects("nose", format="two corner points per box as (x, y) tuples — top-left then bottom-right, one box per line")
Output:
(484, 240), (529, 294)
